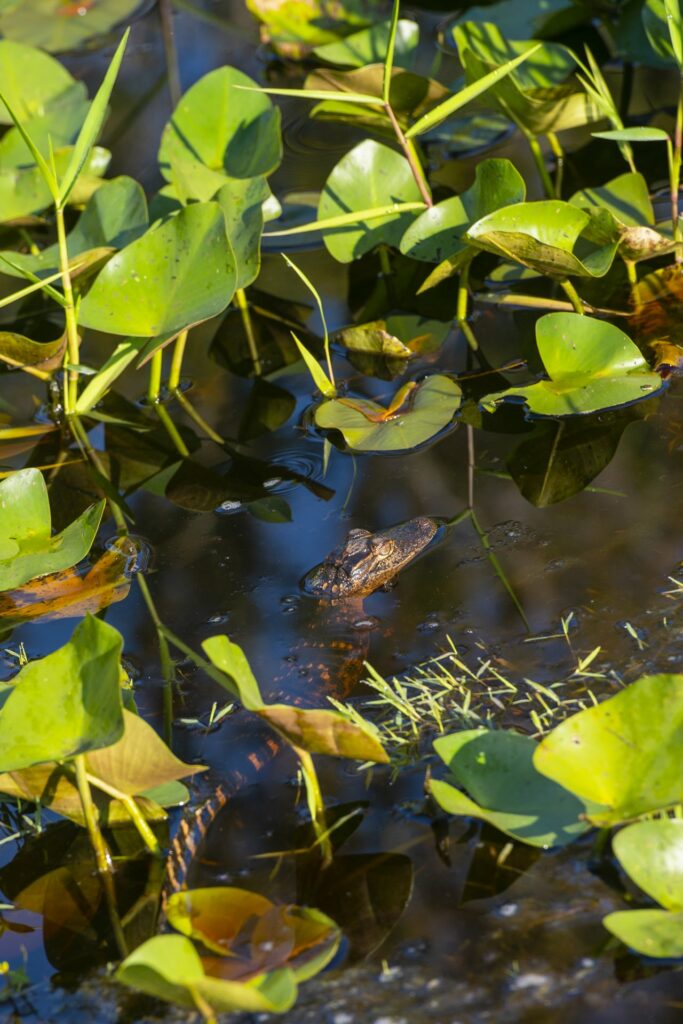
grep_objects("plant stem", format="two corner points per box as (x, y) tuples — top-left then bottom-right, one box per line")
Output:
(546, 132), (564, 198)
(137, 574), (175, 746)
(189, 985), (217, 1024)
(158, 0), (182, 108)
(456, 262), (478, 351)
(673, 77), (683, 260)
(293, 745), (333, 868)
(235, 288), (262, 375)
(173, 388), (225, 445)
(384, 102), (433, 206)
(56, 204), (80, 414)
(467, 424), (475, 510)
(69, 415), (128, 532)
(147, 349), (163, 403)
(75, 755), (111, 875)
(168, 329), (188, 391)
(559, 278), (586, 314)
(470, 508), (530, 631)
(526, 133), (555, 199)
(86, 772), (161, 856)
(154, 403), (190, 458)
(624, 258), (637, 286)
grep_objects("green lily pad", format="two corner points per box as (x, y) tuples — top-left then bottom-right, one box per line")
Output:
(0, 93), (89, 170)
(317, 139), (424, 263)
(245, 0), (371, 56)
(0, 468), (104, 591)
(313, 18), (418, 68)
(569, 171), (675, 262)
(314, 374), (461, 451)
(0, 38), (85, 123)
(215, 176), (272, 291)
(604, 908), (683, 958)
(534, 673), (683, 825)
(0, 144), (109, 222)
(1, 176), (148, 280)
(158, 67), (282, 202)
(466, 201), (619, 279)
(480, 312), (664, 418)
(431, 728), (595, 848)
(401, 158), (525, 263)
(116, 934), (298, 1014)
(0, 0), (143, 53)
(78, 202), (237, 337)
(614, 819), (683, 910)
(0, 615), (123, 773)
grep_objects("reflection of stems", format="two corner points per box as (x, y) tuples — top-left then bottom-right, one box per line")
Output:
(137, 574), (175, 746)
(384, 103), (433, 207)
(293, 745), (332, 868)
(459, 320), (479, 352)
(56, 204), (80, 414)
(74, 755), (128, 957)
(158, 0), (182, 108)
(470, 508), (530, 631)
(467, 424), (475, 510)
(86, 772), (161, 856)
(526, 133), (554, 198)
(559, 278), (585, 314)
(70, 415), (127, 532)
(168, 329), (188, 392)
(155, 403), (190, 458)
(174, 387), (225, 445)
(148, 349), (163, 403)
(546, 132), (564, 198)
(235, 288), (262, 375)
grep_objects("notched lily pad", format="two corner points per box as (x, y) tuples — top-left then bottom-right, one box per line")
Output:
(314, 374), (461, 451)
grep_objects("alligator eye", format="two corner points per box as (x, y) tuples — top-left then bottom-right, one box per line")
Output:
(371, 538), (395, 557)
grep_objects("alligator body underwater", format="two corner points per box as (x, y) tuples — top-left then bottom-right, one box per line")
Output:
(165, 516), (442, 894)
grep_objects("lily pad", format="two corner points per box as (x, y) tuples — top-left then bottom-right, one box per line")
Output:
(0, 144), (109, 222)
(534, 673), (683, 825)
(245, 0), (371, 56)
(315, 374), (461, 451)
(569, 171), (675, 262)
(78, 202), (237, 337)
(313, 18), (419, 68)
(0, 38), (85, 123)
(603, 907), (683, 958)
(158, 67), (282, 201)
(317, 139), (425, 263)
(0, 468), (104, 591)
(480, 312), (664, 418)
(215, 176), (272, 291)
(0, 0), (143, 53)
(0, 615), (123, 773)
(431, 728), (595, 848)
(466, 201), (619, 279)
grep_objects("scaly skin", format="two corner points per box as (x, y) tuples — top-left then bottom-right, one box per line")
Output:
(164, 516), (441, 896)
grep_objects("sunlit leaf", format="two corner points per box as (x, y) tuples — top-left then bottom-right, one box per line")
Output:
(0, 144), (109, 222)
(480, 312), (664, 417)
(0, 0), (142, 53)
(534, 673), (683, 825)
(202, 634), (265, 711)
(0, 327), (66, 373)
(0, 38), (84, 123)
(245, 0), (371, 56)
(257, 704), (389, 762)
(313, 18), (418, 68)
(643, 0), (683, 67)
(431, 728), (596, 848)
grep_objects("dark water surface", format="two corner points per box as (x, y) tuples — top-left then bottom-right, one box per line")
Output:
(1, 2), (683, 1021)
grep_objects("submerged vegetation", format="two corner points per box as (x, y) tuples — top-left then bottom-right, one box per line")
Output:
(0, 0), (681, 1020)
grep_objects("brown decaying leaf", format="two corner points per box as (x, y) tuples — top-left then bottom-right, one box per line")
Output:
(257, 704), (389, 762)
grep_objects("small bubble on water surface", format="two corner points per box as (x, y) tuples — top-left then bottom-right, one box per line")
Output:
(498, 903), (518, 917)
(208, 613), (229, 624)
(332, 1014), (354, 1024)
(352, 616), (379, 631)
(263, 477), (283, 489)
(510, 973), (549, 991)
(215, 500), (242, 515)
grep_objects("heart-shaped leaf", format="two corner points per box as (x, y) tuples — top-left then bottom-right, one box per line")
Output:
(431, 728), (596, 848)
(78, 202), (237, 337)
(0, 38), (84, 122)
(0, 615), (123, 772)
(0, 144), (109, 221)
(569, 171), (675, 262)
(257, 705), (389, 763)
(314, 374), (461, 451)
(480, 312), (664, 417)
(317, 139), (425, 263)
(0, 468), (104, 591)
(534, 673), (683, 825)
(313, 18), (419, 68)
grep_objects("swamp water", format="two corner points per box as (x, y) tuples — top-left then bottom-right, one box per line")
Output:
(0, 1), (682, 1021)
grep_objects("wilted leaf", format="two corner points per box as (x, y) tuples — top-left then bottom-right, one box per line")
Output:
(258, 704), (389, 762)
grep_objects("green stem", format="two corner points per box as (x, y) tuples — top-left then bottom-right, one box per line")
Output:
(174, 387), (225, 445)
(526, 133), (555, 199)
(456, 261), (470, 324)
(384, 102), (433, 207)
(137, 574), (175, 747)
(56, 204), (80, 414)
(168, 329), (188, 392)
(624, 258), (637, 286)
(235, 288), (262, 375)
(293, 745), (332, 868)
(546, 131), (564, 198)
(559, 278), (586, 314)
(69, 415), (127, 532)
(154, 403), (190, 458)
(158, 0), (182, 107)
(74, 755), (111, 875)
(147, 349), (163, 403)
(470, 508), (530, 631)
(189, 985), (217, 1024)
(459, 320), (479, 352)
(86, 771), (161, 856)
(673, 78), (683, 259)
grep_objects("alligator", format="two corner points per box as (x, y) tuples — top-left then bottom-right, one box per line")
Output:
(165, 515), (442, 894)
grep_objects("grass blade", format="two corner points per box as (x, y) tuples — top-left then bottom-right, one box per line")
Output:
(0, 91), (58, 201)
(76, 339), (147, 413)
(58, 29), (129, 207)
(264, 201), (426, 237)
(383, 0), (401, 104)
(292, 332), (336, 397)
(234, 85), (383, 105)
(283, 255), (335, 390)
(406, 43), (541, 139)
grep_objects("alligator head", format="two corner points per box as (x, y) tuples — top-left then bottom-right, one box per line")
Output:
(302, 516), (441, 599)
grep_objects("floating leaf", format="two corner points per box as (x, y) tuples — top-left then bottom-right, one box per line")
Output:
(314, 374), (461, 451)
(216, 176), (272, 291)
(202, 634), (265, 711)
(467, 201), (619, 279)
(604, 907), (683, 958)
(0, 468), (104, 591)
(78, 202), (237, 337)
(0, 536), (134, 626)
(257, 704), (389, 763)
(480, 312), (664, 417)
(0, 328), (66, 372)
(0, 0), (142, 53)
(245, 0), (371, 56)
(116, 934), (298, 1014)
(431, 728), (595, 848)
(0, 615), (123, 772)
(0, 38), (84, 123)
(0, 144), (109, 222)
(534, 673), (683, 825)
(317, 139), (424, 263)
(313, 18), (418, 68)
(158, 67), (282, 202)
